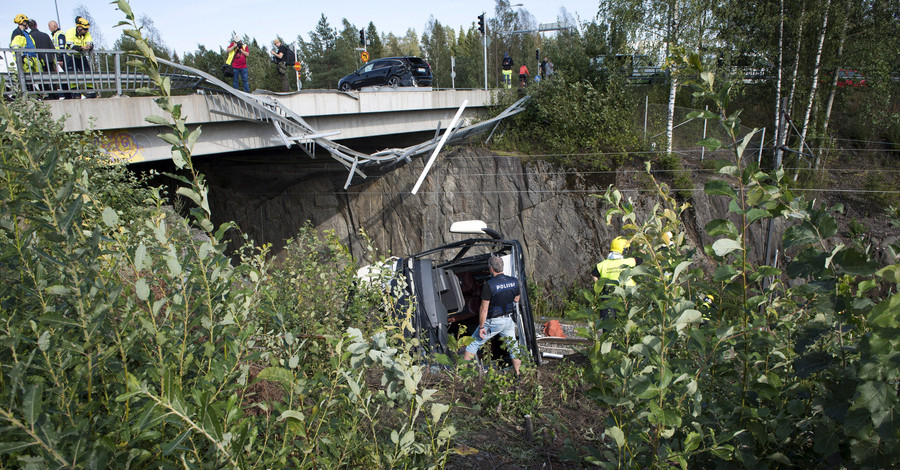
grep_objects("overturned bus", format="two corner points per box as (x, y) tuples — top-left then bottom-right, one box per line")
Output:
(366, 221), (541, 366)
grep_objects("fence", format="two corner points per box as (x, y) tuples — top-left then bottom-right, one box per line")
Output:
(639, 101), (770, 165)
(1, 48), (203, 98)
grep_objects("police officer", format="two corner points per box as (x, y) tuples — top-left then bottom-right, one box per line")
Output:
(47, 20), (68, 98)
(463, 256), (523, 375)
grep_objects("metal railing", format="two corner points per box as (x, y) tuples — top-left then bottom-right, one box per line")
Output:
(1, 48), (203, 98)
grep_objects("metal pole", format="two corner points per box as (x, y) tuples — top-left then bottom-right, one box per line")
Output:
(483, 14), (488, 91)
(643, 95), (649, 140)
(757, 127), (766, 166)
(700, 105), (708, 161)
(54, 0), (61, 26)
(294, 44), (301, 90)
(114, 53), (122, 96)
(451, 56), (456, 89)
(16, 53), (26, 95)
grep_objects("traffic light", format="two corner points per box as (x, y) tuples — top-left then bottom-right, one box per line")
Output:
(359, 29), (366, 47)
(477, 14), (485, 35)
(536, 48), (540, 61)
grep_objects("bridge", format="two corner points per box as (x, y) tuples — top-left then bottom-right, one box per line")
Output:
(2, 48), (524, 188)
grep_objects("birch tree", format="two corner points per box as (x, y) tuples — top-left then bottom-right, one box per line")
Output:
(799, 0), (830, 172)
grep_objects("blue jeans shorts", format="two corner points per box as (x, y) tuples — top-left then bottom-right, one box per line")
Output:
(465, 315), (518, 358)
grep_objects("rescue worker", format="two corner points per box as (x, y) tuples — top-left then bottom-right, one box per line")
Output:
(64, 16), (94, 98)
(501, 52), (513, 89)
(592, 236), (637, 319)
(10, 14), (42, 74)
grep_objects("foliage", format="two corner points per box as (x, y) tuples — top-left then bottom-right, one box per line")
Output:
(0, 1), (455, 467)
(297, 15), (360, 90)
(571, 52), (900, 468)
(493, 75), (642, 169)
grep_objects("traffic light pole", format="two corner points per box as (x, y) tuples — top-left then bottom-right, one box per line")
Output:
(481, 13), (488, 90)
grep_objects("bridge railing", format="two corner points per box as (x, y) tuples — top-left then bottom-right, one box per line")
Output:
(1, 48), (203, 98)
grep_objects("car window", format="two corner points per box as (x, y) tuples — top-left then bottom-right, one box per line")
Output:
(359, 63), (375, 74)
(371, 60), (393, 70)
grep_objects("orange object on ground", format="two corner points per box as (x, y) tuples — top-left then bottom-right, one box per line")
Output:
(542, 320), (565, 338)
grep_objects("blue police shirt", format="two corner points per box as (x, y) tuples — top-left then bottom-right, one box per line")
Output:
(481, 273), (520, 318)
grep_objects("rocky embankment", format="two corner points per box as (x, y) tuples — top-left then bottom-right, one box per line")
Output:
(199, 146), (896, 298)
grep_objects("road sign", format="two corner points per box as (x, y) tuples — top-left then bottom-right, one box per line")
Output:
(293, 62), (302, 71)
(361, 51), (370, 62)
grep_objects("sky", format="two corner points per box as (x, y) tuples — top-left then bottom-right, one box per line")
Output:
(9, 1), (601, 57)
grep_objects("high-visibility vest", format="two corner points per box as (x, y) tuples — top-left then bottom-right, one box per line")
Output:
(595, 257), (636, 286)
(52, 29), (66, 49)
(64, 28), (92, 50)
(10, 29), (42, 72)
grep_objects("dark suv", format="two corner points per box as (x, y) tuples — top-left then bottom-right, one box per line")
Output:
(338, 57), (433, 91)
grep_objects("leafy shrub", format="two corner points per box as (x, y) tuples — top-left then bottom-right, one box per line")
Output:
(570, 53), (900, 469)
(492, 76), (642, 170)
(0, 3), (456, 467)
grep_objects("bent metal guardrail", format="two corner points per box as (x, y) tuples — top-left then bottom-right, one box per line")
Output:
(1, 48), (527, 189)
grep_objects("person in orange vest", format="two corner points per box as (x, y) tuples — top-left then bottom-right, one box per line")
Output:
(518, 63), (529, 87)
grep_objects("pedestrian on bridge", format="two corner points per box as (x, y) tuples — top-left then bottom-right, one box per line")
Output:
(270, 38), (294, 92)
(65, 17), (95, 98)
(10, 14), (42, 74)
(501, 52), (513, 89)
(518, 63), (529, 88)
(48, 20), (69, 98)
(27, 20), (55, 72)
(227, 34), (250, 93)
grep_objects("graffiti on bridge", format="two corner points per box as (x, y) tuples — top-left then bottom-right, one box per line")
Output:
(95, 131), (152, 163)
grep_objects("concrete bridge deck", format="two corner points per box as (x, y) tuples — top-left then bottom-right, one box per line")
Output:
(47, 88), (494, 163)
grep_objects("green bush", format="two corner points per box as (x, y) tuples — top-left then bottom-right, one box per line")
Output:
(569, 53), (900, 469)
(493, 76), (642, 170)
(0, 4), (455, 467)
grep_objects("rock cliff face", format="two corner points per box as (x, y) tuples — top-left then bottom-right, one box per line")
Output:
(199, 147), (790, 295)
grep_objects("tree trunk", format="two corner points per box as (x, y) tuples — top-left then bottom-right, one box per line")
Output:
(823, 0), (852, 138)
(667, 75), (678, 154)
(665, 0), (681, 155)
(787, 3), (807, 116)
(774, 0), (786, 167)
(800, 0), (831, 174)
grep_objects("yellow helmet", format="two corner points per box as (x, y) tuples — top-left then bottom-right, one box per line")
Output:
(610, 236), (629, 253)
(14, 14), (29, 25)
(76, 17), (90, 28)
